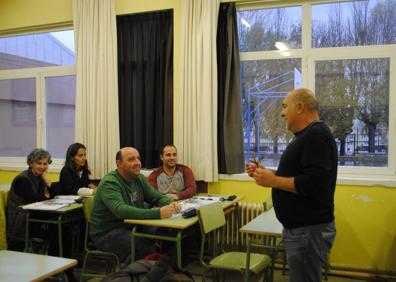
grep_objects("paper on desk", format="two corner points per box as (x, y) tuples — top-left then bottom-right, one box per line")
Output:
(22, 199), (75, 210)
(171, 198), (221, 219)
(56, 195), (82, 201)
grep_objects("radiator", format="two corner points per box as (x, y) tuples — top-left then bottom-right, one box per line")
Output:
(225, 201), (265, 247)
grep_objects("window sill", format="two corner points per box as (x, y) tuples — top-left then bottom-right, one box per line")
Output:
(219, 173), (396, 187)
(0, 162), (63, 173)
(2, 164), (395, 187)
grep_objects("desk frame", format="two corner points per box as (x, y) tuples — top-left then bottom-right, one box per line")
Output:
(24, 203), (84, 258)
(131, 222), (199, 268)
(125, 196), (242, 269)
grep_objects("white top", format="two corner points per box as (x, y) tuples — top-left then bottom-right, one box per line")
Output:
(240, 208), (283, 236)
(0, 250), (77, 282)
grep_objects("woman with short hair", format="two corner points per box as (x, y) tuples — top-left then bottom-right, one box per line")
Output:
(6, 148), (56, 251)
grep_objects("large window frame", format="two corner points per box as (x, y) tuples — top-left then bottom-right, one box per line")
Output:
(0, 54), (75, 171)
(224, 1), (396, 186)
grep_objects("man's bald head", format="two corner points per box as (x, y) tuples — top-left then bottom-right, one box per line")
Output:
(116, 147), (141, 181)
(288, 88), (319, 113)
(281, 88), (320, 133)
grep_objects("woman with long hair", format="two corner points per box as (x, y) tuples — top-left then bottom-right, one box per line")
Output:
(59, 143), (96, 195)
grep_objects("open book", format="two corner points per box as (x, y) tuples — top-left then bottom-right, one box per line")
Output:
(22, 199), (76, 211)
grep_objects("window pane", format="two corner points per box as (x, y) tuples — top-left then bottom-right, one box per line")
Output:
(46, 76), (76, 158)
(0, 30), (75, 70)
(315, 58), (389, 167)
(237, 6), (301, 52)
(0, 78), (36, 157)
(241, 59), (302, 166)
(312, 0), (396, 48)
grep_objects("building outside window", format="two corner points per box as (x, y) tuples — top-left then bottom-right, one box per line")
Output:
(0, 30), (75, 168)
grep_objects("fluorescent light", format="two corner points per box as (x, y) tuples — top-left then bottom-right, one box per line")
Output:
(275, 41), (289, 51)
(241, 18), (251, 28)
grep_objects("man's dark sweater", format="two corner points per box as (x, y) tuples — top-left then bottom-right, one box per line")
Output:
(272, 121), (338, 229)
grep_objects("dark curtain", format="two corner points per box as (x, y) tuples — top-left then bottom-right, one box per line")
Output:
(217, 3), (245, 174)
(117, 10), (173, 168)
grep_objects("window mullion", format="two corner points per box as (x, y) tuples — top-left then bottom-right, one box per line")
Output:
(36, 73), (46, 149)
(388, 54), (396, 175)
(302, 3), (311, 88)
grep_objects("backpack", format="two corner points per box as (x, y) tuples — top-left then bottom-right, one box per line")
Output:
(102, 255), (194, 282)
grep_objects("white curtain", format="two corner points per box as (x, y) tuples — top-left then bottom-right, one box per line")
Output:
(73, 0), (119, 178)
(176, 0), (220, 182)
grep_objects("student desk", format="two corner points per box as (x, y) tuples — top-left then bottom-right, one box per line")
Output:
(124, 196), (242, 269)
(240, 208), (283, 282)
(23, 202), (84, 258)
(0, 250), (77, 281)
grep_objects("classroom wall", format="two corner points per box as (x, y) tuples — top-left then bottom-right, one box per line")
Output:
(0, 0), (72, 31)
(1, 0), (396, 275)
(0, 170), (59, 183)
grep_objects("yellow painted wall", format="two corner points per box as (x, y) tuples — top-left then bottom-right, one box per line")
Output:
(1, 0), (396, 274)
(0, 0), (73, 31)
(0, 170), (59, 183)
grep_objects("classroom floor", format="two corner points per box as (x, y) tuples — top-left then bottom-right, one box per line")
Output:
(74, 260), (396, 282)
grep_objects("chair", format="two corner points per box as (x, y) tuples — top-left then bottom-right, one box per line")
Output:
(197, 203), (271, 282)
(80, 196), (120, 281)
(263, 196), (285, 278)
(0, 189), (9, 251)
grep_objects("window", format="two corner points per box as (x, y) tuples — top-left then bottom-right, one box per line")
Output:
(45, 75), (76, 158)
(315, 58), (389, 167)
(238, 6), (302, 52)
(312, 1), (396, 48)
(237, 0), (396, 180)
(0, 30), (76, 168)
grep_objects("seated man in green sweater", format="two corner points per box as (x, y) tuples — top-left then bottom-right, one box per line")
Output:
(90, 147), (181, 263)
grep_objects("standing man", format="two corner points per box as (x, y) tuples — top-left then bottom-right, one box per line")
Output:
(246, 88), (338, 282)
(90, 147), (181, 263)
(148, 144), (196, 200)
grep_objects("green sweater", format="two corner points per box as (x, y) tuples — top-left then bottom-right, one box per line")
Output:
(90, 170), (172, 240)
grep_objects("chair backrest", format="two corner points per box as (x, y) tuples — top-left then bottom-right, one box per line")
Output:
(83, 196), (94, 223)
(82, 196), (95, 251)
(0, 189), (10, 250)
(197, 203), (226, 234)
(263, 195), (273, 211)
(196, 181), (208, 193)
